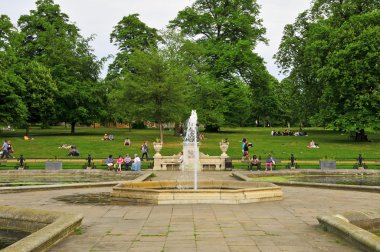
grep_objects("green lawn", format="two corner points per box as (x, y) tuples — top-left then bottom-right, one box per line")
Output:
(1, 126), (379, 164)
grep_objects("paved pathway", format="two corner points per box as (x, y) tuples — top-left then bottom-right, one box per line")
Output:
(1, 171), (379, 251)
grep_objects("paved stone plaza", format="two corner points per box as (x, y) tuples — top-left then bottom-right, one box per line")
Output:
(1, 171), (379, 251)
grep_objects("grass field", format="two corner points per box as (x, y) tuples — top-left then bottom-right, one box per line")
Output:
(0, 126), (379, 168)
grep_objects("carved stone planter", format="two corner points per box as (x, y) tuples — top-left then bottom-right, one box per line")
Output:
(220, 142), (229, 157)
(153, 142), (163, 157)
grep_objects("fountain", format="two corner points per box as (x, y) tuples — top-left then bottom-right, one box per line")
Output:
(111, 110), (283, 204)
(152, 111), (229, 171)
(182, 110), (199, 190)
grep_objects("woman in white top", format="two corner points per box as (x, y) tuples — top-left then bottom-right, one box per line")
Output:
(132, 154), (141, 171)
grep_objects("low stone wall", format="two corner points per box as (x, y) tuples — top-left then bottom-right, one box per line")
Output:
(317, 209), (380, 252)
(0, 205), (83, 252)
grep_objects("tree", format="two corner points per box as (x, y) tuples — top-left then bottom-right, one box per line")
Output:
(17, 0), (104, 134)
(169, 0), (274, 130)
(0, 15), (28, 127)
(18, 61), (57, 134)
(275, 0), (380, 136)
(107, 14), (162, 80)
(109, 49), (190, 143)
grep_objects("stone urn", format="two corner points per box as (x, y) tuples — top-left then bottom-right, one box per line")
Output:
(219, 141), (229, 157)
(153, 142), (163, 157)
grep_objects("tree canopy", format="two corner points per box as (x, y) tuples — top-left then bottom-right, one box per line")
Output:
(275, 0), (380, 133)
(169, 0), (275, 130)
(17, 0), (105, 133)
(107, 14), (162, 80)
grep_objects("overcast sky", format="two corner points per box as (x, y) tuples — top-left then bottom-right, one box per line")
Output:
(1, 0), (312, 80)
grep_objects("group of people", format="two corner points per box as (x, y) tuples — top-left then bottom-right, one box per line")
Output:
(241, 138), (276, 171)
(249, 154), (276, 171)
(271, 129), (308, 136)
(1, 139), (14, 159)
(105, 140), (150, 171)
(59, 144), (80, 156)
(105, 153), (141, 172)
(102, 134), (114, 141)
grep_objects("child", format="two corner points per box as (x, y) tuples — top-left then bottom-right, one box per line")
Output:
(265, 155), (275, 171)
(116, 155), (123, 172)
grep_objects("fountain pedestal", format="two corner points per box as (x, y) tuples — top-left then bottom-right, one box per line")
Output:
(182, 142), (201, 171)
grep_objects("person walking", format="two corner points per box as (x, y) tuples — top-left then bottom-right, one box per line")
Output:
(141, 141), (149, 161)
(1, 140), (9, 159)
(241, 138), (251, 161)
(7, 140), (14, 158)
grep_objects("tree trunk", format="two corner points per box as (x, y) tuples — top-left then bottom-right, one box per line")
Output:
(355, 129), (368, 142)
(25, 126), (30, 137)
(204, 125), (219, 132)
(70, 122), (76, 135)
(159, 122), (164, 143)
(173, 122), (183, 136)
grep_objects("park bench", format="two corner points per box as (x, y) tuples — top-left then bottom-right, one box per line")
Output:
(248, 161), (262, 171)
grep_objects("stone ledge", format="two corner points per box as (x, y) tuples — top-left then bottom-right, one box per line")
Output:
(317, 210), (380, 252)
(0, 205), (83, 252)
(111, 180), (283, 205)
(232, 171), (250, 181)
(0, 181), (124, 194)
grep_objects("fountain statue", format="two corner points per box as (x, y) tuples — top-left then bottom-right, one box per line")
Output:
(182, 110), (199, 190)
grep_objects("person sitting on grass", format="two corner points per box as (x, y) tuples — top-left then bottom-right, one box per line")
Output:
(68, 146), (79, 156)
(105, 155), (114, 170)
(59, 144), (73, 149)
(123, 138), (131, 146)
(102, 134), (110, 141)
(307, 140), (319, 148)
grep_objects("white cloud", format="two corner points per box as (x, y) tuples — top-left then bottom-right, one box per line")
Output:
(0, 0), (311, 80)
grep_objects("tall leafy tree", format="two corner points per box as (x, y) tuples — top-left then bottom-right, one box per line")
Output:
(169, 0), (273, 130)
(0, 15), (28, 127)
(275, 0), (380, 137)
(109, 49), (190, 143)
(17, 0), (104, 134)
(18, 61), (57, 134)
(107, 14), (162, 80)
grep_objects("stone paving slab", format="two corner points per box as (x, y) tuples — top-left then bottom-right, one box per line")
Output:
(1, 171), (379, 251)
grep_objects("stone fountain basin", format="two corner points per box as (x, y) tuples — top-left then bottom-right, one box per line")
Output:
(111, 180), (283, 204)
